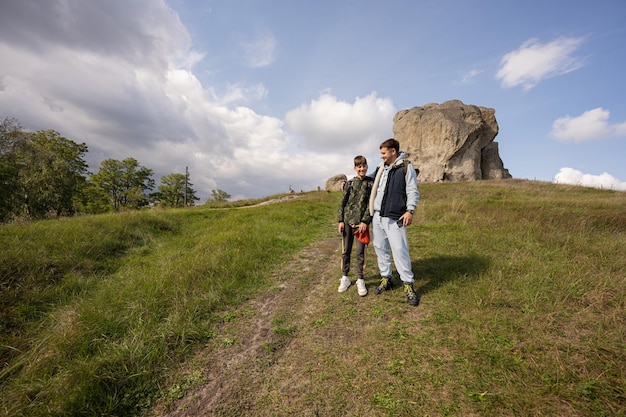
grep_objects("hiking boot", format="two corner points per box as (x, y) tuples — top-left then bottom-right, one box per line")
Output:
(356, 278), (367, 296)
(403, 282), (419, 306)
(338, 276), (351, 292)
(374, 276), (392, 294)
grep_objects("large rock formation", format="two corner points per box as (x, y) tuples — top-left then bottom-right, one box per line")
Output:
(393, 100), (511, 182)
(325, 174), (347, 192)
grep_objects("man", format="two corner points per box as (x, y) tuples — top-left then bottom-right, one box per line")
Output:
(369, 138), (420, 306)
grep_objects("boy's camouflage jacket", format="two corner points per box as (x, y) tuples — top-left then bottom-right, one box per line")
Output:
(337, 176), (374, 226)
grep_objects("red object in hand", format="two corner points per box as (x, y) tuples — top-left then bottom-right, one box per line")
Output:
(354, 227), (370, 245)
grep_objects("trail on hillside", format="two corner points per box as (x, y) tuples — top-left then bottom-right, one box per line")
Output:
(150, 224), (426, 417)
(235, 194), (300, 209)
(151, 235), (346, 416)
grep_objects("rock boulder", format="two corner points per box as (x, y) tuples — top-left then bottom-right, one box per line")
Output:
(393, 100), (511, 182)
(325, 174), (347, 192)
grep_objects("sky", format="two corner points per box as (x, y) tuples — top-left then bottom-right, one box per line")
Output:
(1, 0), (625, 200)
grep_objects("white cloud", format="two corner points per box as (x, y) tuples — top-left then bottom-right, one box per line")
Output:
(218, 83), (268, 105)
(242, 30), (276, 68)
(0, 1), (396, 200)
(455, 69), (482, 85)
(552, 107), (626, 142)
(285, 92), (395, 153)
(496, 37), (586, 91)
(554, 167), (626, 191)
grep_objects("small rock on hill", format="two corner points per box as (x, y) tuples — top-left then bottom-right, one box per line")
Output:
(325, 174), (347, 192)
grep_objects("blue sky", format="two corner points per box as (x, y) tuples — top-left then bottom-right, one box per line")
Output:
(1, 0), (625, 200)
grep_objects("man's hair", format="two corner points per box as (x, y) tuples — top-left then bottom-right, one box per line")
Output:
(380, 138), (400, 153)
(354, 155), (368, 166)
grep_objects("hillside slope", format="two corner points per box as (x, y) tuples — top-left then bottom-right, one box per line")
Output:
(149, 180), (626, 417)
(1, 181), (624, 416)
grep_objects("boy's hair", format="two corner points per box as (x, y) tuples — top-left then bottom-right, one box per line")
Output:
(354, 155), (368, 166)
(380, 138), (400, 153)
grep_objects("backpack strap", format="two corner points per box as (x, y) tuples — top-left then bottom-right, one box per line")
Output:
(403, 159), (419, 177)
(345, 178), (354, 194)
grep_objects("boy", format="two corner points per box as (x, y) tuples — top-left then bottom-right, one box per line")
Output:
(337, 155), (373, 296)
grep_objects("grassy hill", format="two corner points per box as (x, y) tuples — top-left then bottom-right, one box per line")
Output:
(1, 180), (624, 416)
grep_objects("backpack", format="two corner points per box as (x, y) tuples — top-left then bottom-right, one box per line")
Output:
(406, 160), (420, 177)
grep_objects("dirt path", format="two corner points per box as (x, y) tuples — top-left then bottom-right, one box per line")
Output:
(150, 227), (425, 417)
(151, 235), (346, 416)
(234, 194), (301, 209)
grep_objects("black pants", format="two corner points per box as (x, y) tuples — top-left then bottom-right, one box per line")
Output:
(341, 224), (366, 279)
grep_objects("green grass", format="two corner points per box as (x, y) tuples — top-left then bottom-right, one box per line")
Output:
(292, 180), (624, 417)
(1, 181), (625, 416)
(0, 192), (334, 416)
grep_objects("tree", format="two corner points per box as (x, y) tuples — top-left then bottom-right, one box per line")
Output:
(75, 182), (112, 214)
(209, 189), (231, 202)
(20, 130), (89, 217)
(158, 172), (199, 208)
(90, 158), (154, 211)
(0, 118), (25, 221)
(0, 122), (89, 220)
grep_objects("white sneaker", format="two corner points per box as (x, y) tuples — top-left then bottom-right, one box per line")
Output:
(356, 279), (367, 296)
(338, 276), (351, 292)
